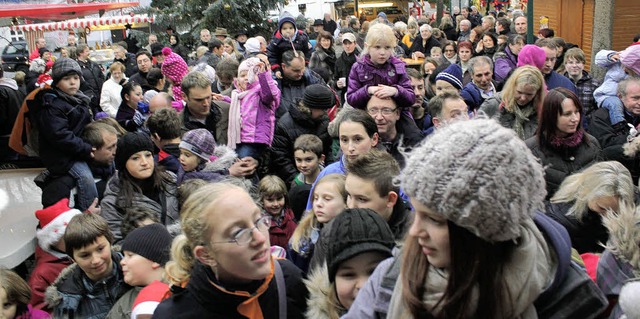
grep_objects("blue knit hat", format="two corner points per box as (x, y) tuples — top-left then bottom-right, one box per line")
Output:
(278, 11), (296, 32)
(435, 64), (463, 90)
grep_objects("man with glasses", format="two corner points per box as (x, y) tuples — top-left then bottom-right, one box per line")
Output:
(536, 38), (577, 93)
(129, 51), (155, 92)
(365, 96), (424, 167)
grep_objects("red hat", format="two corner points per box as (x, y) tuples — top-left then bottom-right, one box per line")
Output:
(35, 198), (82, 256)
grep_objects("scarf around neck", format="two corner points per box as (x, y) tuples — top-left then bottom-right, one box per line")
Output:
(549, 129), (584, 148)
(509, 102), (535, 140)
(227, 88), (252, 149)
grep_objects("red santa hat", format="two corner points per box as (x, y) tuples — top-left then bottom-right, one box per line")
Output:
(35, 198), (82, 255)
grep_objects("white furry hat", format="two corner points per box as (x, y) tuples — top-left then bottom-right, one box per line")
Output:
(35, 198), (82, 256)
(620, 280), (640, 319)
(400, 118), (547, 242)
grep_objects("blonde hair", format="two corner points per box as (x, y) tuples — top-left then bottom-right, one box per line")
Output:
(501, 65), (546, 113)
(289, 174), (346, 252)
(363, 23), (397, 56)
(258, 175), (288, 203)
(165, 183), (245, 285)
(551, 161), (635, 221)
(109, 61), (125, 73)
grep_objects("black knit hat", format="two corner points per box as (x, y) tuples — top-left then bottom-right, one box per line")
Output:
(150, 43), (164, 57)
(303, 84), (335, 110)
(326, 208), (395, 282)
(115, 132), (154, 171)
(121, 223), (172, 266)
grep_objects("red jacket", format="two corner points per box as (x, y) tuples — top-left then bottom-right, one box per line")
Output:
(28, 246), (73, 312)
(268, 208), (298, 249)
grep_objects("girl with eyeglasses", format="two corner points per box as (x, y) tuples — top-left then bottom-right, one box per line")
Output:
(155, 182), (308, 318)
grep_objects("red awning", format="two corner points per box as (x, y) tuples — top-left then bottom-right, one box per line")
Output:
(10, 14), (153, 32)
(0, 2), (139, 21)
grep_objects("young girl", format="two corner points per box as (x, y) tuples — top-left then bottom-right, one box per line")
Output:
(225, 57), (281, 160)
(177, 129), (238, 185)
(305, 208), (395, 319)
(346, 23), (415, 110)
(0, 269), (49, 319)
(288, 174), (347, 274)
(115, 81), (146, 133)
(258, 175), (298, 249)
(154, 183), (308, 318)
(344, 119), (608, 318)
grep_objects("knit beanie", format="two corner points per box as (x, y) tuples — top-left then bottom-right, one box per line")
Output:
(51, 57), (83, 84)
(121, 223), (172, 266)
(237, 57), (262, 85)
(400, 119), (546, 242)
(377, 12), (387, 19)
(161, 47), (189, 103)
(326, 208), (395, 282)
(244, 38), (261, 54)
(517, 44), (546, 70)
(115, 132), (155, 171)
(35, 198), (82, 255)
(179, 128), (215, 161)
(278, 11), (297, 32)
(303, 84), (335, 109)
(435, 64), (463, 90)
(620, 45), (640, 76)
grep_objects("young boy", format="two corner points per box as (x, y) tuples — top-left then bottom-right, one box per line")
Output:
(291, 134), (325, 187)
(30, 198), (82, 312)
(106, 223), (173, 318)
(46, 212), (131, 318)
(267, 11), (311, 78)
(146, 108), (182, 174)
(34, 57), (98, 212)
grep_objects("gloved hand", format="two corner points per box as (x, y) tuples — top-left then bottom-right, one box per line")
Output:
(133, 110), (145, 127)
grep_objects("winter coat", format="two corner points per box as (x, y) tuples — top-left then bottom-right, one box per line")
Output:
(176, 144), (237, 184)
(408, 35), (441, 57)
(346, 55), (415, 110)
(304, 263), (345, 319)
(170, 43), (190, 63)
(152, 259), (308, 319)
(479, 93), (539, 140)
(333, 48), (360, 105)
(526, 133), (602, 198)
(0, 78), (24, 136)
(267, 208), (298, 249)
(545, 71), (577, 94)
(267, 30), (312, 73)
(45, 251), (131, 319)
(236, 71), (281, 145)
(344, 213), (608, 319)
(99, 78), (123, 117)
(105, 286), (142, 319)
(180, 101), (224, 145)
(587, 108), (640, 183)
(461, 81), (495, 111)
(309, 46), (337, 79)
(442, 25), (457, 41)
(100, 172), (179, 244)
(275, 69), (325, 118)
(129, 70), (152, 93)
(593, 50), (628, 106)
(545, 201), (609, 254)
(77, 58), (105, 111)
(113, 53), (138, 78)
(379, 123), (425, 168)
(34, 89), (93, 175)
(565, 70), (600, 122)
(270, 104), (331, 184)
(493, 46), (518, 84)
(157, 143), (180, 175)
(115, 102), (144, 133)
(29, 247), (73, 312)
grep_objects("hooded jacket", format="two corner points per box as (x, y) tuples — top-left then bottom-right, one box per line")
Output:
(275, 69), (325, 118)
(176, 144), (238, 184)
(100, 171), (179, 244)
(234, 70), (281, 145)
(152, 259), (308, 318)
(304, 263), (344, 319)
(29, 246), (73, 312)
(346, 55), (415, 110)
(344, 213), (607, 319)
(267, 15), (312, 73)
(45, 251), (131, 319)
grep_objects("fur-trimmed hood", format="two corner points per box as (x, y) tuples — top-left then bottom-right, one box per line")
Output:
(44, 261), (78, 309)
(602, 204), (640, 276)
(203, 144), (237, 173)
(304, 263), (344, 319)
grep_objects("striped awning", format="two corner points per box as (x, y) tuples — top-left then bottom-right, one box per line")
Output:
(10, 15), (154, 32)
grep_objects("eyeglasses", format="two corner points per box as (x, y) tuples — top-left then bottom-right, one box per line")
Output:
(368, 107), (398, 116)
(211, 216), (270, 246)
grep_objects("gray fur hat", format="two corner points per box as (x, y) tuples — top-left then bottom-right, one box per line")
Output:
(400, 119), (546, 242)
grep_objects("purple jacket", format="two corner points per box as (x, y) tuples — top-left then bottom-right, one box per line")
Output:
(346, 55), (415, 109)
(493, 46), (518, 83)
(237, 71), (281, 145)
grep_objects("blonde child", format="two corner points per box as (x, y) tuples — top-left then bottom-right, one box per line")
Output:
(305, 208), (395, 318)
(0, 269), (49, 319)
(225, 57), (281, 160)
(288, 174), (347, 274)
(346, 23), (415, 110)
(258, 175), (298, 249)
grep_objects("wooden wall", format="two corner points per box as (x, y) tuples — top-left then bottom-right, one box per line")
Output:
(612, 0), (640, 51)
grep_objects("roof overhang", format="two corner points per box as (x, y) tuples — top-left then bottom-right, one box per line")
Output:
(0, 2), (139, 21)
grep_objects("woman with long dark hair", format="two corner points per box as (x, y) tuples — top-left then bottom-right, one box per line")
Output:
(101, 132), (179, 243)
(310, 31), (337, 81)
(526, 87), (602, 198)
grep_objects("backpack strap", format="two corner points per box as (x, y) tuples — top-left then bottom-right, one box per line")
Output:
(274, 260), (287, 319)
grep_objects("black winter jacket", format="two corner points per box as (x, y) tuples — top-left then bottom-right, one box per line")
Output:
(409, 35), (441, 56)
(153, 259), (308, 319)
(267, 30), (312, 73)
(333, 48), (359, 105)
(544, 201), (608, 254)
(270, 105), (331, 184)
(275, 69), (325, 118)
(77, 58), (105, 111)
(113, 53), (138, 78)
(526, 133), (601, 198)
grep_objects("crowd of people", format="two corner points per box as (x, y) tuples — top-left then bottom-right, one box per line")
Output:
(1, 4), (640, 319)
